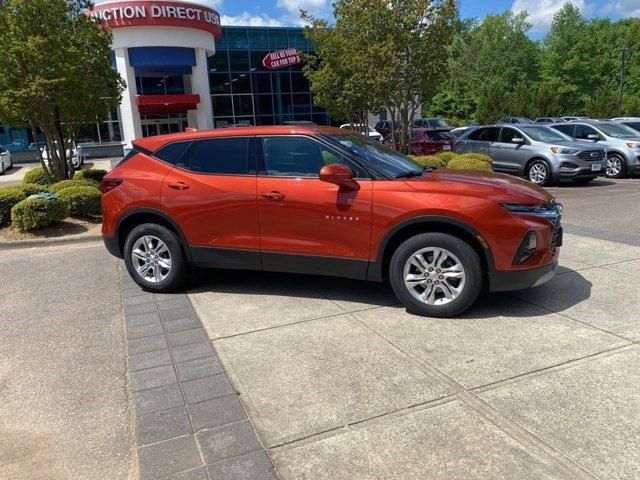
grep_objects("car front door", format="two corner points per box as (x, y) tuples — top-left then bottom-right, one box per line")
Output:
(492, 127), (529, 174)
(161, 137), (261, 269)
(256, 135), (373, 279)
(574, 124), (601, 142)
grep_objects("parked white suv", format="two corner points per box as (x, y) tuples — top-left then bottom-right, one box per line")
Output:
(551, 121), (640, 178)
(0, 146), (12, 174)
(339, 124), (383, 142)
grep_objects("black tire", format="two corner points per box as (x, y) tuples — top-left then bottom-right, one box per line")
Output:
(526, 159), (553, 186)
(123, 223), (189, 292)
(605, 153), (627, 179)
(572, 177), (596, 185)
(389, 233), (483, 318)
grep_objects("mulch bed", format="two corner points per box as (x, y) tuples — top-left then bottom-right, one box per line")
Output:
(0, 216), (102, 242)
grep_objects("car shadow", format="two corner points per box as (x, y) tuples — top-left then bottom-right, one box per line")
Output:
(187, 266), (592, 317)
(553, 179), (616, 188)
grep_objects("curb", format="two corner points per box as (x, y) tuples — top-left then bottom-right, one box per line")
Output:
(0, 232), (103, 250)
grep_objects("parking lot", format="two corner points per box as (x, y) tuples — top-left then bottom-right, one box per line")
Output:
(2, 178), (639, 479)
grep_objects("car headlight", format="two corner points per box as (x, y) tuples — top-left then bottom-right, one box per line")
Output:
(501, 202), (563, 220)
(551, 147), (579, 154)
(626, 142), (640, 149)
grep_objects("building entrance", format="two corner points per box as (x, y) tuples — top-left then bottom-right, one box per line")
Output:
(141, 117), (188, 137)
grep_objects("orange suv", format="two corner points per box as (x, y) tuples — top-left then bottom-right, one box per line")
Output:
(102, 125), (562, 317)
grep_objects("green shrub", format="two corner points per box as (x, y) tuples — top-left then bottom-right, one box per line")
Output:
(409, 155), (448, 169)
(434, 151), (458, 164)
(459, 152), (493, 166)
(23, 166), (52, 185)
(447, 154), (493, 173)
(11, 196), (68, 231)
(74, 168), (107, 183)
(0, 187), (27, 224)
(57, 185), (102, 216)
(20, 183), (50, 196)
(49, 178), (99, 193)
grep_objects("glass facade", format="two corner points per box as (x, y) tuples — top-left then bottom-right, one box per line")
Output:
(209, 27), (330, 128)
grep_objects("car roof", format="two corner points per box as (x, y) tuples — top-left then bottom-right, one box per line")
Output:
(135, 125), (342, 152)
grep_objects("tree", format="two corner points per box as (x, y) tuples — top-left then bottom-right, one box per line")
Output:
(584, 84), (618, 118)
(0, 0), (124, 181)
(475, 79), (509, 124)
(509, 83), (537, 119)
(303, 0), (456, 153)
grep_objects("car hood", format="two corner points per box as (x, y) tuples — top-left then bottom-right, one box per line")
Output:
(405, 169), (554, 204)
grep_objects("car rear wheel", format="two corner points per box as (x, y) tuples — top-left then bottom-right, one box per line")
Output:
(124, 223), (189, 292)
(605, 154), (626, 178)
(526, 160), (552, 186)
(389, 233), (483, 317)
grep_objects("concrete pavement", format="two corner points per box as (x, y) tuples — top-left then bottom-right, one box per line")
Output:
(189, 232), (640, 479)
(0, 242), (136, 480)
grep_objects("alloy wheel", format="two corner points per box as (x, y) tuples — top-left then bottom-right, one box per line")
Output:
(403, 247), (466, 306)
(528, 163), (548, 184)
(131, 235), (172, 283)
(606, 156), (622, 177)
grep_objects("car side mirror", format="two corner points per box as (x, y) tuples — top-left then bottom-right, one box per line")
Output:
(587, 134), (599, 141)
(511, 137), (525, 143)
(319, 164), (359, 190)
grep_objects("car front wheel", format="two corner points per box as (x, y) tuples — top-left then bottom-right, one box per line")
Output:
(389, 233), (483, 317)
(123, 223), (189, 292)
(526, 160), (552, 186)
(605, 153), (626, 178)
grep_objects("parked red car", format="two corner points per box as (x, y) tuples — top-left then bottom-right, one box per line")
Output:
(384, 128), (458, 156)
(102, 125), (562, 317)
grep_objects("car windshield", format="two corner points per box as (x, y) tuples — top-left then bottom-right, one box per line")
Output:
(428, 118), (449, 127)
(425, 131), (455, 141)
(328, 133), (423, 178)
(519, 126), (573, 143)
(596, 122), (640, 138)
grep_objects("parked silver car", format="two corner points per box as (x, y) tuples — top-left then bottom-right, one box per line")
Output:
(550, 121), (640, 178)
(612, 117), (640, 133)
(456, 124), (606, 186)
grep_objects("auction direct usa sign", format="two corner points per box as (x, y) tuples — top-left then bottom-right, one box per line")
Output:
(262, 49), (302, 69)
(88, 1), (221, 38)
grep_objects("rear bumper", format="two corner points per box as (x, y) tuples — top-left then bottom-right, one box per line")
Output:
(489, 260), (558, 292)
(103, 235), (122, 259)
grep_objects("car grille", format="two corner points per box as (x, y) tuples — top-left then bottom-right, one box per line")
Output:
(577, 150), (605, 162)
(551, 223), (563, 250)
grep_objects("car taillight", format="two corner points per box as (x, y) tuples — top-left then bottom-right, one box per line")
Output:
(101, 178), (122, 194)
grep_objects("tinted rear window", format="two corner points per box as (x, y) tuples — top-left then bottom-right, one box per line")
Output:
(154, 141), (192, 166)
(187, 138), (250, 175)
(468, 127), (500, 142)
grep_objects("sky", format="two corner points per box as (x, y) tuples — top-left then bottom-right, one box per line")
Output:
(95, 0), (640, 34)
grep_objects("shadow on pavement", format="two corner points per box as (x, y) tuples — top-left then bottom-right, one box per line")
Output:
(553, 179), (616, 188)
(188, 266), (593, 317)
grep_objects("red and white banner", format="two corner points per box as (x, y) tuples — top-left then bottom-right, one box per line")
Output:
(262, 48), (302, 69)
(88, 1), (221, 38)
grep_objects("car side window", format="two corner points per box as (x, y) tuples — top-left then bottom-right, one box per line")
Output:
(500, 127), (521, 143)
(574, 125), (598, 140)
(553, 124), (574, 136)
(187, 137), (250, 175)
(154, 141), (192, 167)
(471, 127), (500, 142)
(262, 136), (361, 178)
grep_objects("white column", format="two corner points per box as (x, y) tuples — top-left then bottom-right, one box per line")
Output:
(114, 47), (142, 145)
(191, 48), (213, 130)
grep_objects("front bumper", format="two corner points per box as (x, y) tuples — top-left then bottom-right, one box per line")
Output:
(489, 260), (558, 292)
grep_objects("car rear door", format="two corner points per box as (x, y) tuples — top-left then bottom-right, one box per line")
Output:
(160, 136), (261, 269)
(256, 135), (373, 279)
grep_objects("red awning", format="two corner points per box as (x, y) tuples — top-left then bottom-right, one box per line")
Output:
(137, 94), (200, 115)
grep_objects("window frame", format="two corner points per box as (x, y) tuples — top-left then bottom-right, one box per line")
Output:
(573, 124), (599, 141)
(256, 134), (370, 179)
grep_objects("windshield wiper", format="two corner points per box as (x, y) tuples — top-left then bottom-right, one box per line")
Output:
(395, 170), (424, 179)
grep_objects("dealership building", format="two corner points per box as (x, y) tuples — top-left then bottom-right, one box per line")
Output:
(1, 0), (332, 156)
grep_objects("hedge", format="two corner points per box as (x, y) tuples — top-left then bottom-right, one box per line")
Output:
(447, 155), (493, 173)
(57, 185), (102, 216)
(23, 166), (52, 185)
(0, 187), (27, 224)
(409, 152), (493, 173)
(20, 183), (50, 196)
(11, 196), (68, 232)
(74, 168), (107, 183)
(49, 178), (100, 193)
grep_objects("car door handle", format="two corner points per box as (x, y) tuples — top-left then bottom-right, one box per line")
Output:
(261, 191), (285, 201)
(168, 182), (189, 191)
